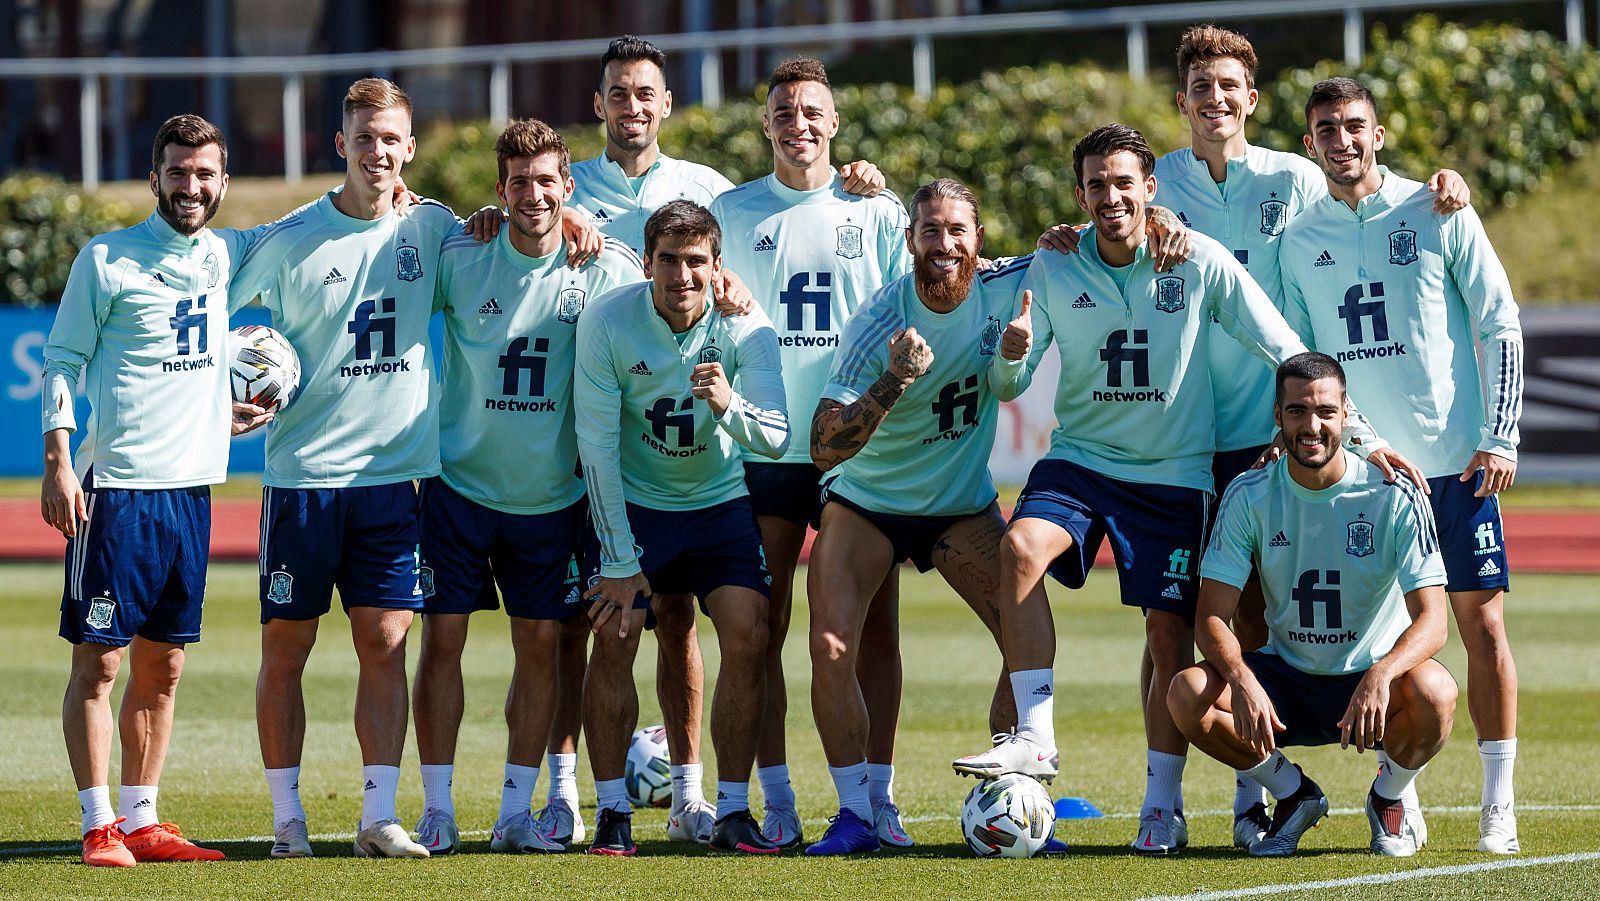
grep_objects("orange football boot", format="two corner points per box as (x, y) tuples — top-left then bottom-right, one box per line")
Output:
(123, 822), (226, 862)
(81, 818), (137, 867)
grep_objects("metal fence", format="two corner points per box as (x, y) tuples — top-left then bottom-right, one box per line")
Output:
(0, 0), (1590, 190)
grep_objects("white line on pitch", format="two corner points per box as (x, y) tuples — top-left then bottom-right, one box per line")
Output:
(1138, 850), (1600, 901)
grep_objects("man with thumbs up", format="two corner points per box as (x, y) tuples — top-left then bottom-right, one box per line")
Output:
(803, 178), (1026, 855)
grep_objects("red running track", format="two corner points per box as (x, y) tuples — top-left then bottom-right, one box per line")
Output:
(3, 498), (1595, 574)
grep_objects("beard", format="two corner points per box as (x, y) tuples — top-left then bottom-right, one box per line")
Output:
(1287, 431), (1339, 470)
(914, 249), (978, 307)
(157, 189), (221, 236)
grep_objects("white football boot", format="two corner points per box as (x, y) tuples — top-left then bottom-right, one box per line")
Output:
(270, 818), (313, 858)
(1130, 808), (1179, 856)
(532, 802), (585, 848)
(666, 798), (715, 845)
(413, 808), (459, 856)
(491, 811), (564, 853)
(1478, 804), (1520, 854)
(873, 801), (914, 848)
(952, 732), (1060, 782)
(352, 819), (429, 858)
(761, 803), (804, 849)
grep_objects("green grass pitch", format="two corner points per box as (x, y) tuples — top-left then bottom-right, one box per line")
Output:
(3, 563), (1598, 898)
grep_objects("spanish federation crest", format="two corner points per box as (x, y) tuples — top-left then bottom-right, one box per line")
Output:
(85, 596), (115, 630)
(202, 252), (220, 288)
(1388, 229), (1418, 266)
(1346, 519), (1375, 558)
(1155, 276), (1186, 314)
(698, 343), (723, 365)
(836, 224), (864, 260)
(557, 287), (586, 324)
(979, 318), (1002, 356)
(267, 570), (294, 604)
(1260, 199), (1288, 236)
(418, 566), (435, 599)
(396, 244), (423, 281)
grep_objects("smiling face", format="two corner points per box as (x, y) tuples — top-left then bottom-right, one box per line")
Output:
(336, 105), (416, 198)
(151, 142), (227, 236)
(909, 195), (983, 308)
(1304, 97), (1385, 188)
(596, 59), (671, 157)
(1178, 56), (1258, 150)
(763, 80), (838, 173)
(1276, 375), (1347, 471)
(1075, 150), (1156, 246)
(645, 232), (720, 326)
(497, 151), (572, 250)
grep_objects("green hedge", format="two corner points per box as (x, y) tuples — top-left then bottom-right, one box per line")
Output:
(1255, 16), (1600, 208)
(1, 174), (138, 307)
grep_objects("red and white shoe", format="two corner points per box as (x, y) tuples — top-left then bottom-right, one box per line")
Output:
(81, 818), (136, 867)
(123, 822), (226, 862)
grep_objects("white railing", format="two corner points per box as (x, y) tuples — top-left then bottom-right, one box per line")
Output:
(0, 0), (1587, 190)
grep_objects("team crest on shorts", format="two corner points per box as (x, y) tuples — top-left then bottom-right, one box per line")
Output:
(1155, 276), (1186, 313)
(1388, 229), (1418, 266)
(1346, 517), (1375, 557)
(396, 244), (423, 281)
(836, 224), (864, 260)
(202, 252), (220, 288)
(557, 287), (586, 324)
(979, 317), (1002, 356)
(418, 566), (436, 598)
(1260, 198), (1288, 236)
(85, 596), (115, 630)
(267, 570), (294, 604)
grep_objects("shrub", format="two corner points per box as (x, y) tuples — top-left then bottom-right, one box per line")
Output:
(0, 174), (139, 306)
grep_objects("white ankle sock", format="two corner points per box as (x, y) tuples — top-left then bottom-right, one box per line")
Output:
(865, 763), (894, 809)
(1009, 669), (1056, 746)
(118, 784), (158, 833)
(595, 778), (629, 814)
(499, 763), (539, 824)
(1234, 775), (1269, 814)
(1479, 738), (1517, 808)
(420, 764), (454, 817)
(1372, 756), (1425, 802)
(78, 785), (114, 835)
(757, 764), (796, 809)
(360, 765), (400, 830)
(547, 753), (578, 807)
(1141, 750), (1186, 816)
(715, 780), (749, 819)
(829, 761), (872, 821)
(265, 766), (306, 828)
(671, 762), (706, 808)
(1242, 751), (1303, 799)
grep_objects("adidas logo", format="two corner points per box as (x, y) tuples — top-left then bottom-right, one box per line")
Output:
(1269, 531), (1291, 547)
(1478, 558), (1502, 577)
(322, 267), (347, 286)
(504, 778), (516, 788)
(590, 209), (612, 223)
(1072, 292), (1095, 309)
(628, 360), (653, 376)
(1313, 250), (1335, 267)
(1177, 212), (1192, 227)
(754, 235), (776, 252)
(858, 774), (870, 785)
(148, 272), (168, 286)
(479, 298), (503, 315)
(133, 799), (152, 808)
(1161, 583), (1184, 601)
(1032, 685), (1053, 696)
(364, 780), (377, 791)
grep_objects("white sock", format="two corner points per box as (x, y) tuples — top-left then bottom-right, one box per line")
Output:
(1479, 738), (1517, 808)
(78, 785), (114, 835)
(499, 763), (539, 824)
(715, 780), (749, 819)
(1242, 751), (1303, 800)
(420, 764), (454, 817)
(865, 763), (894, 810)
(118, 784), (158, 833)
(1372, 756), (1426, 802)
(547, 753), (578, 807)
(1141, 750), (1186, 816)
(1234, 775), (1269, 814)
(671, 762), (706, 808)
(265, 766), (306, 828)
(1009, 669), (1055, 746)
(829, 761), (872, 821)
(360, 764), (400, 830)
(1376, 750), (1422, 811)
(757, 764), (796, 810)
(595, 778), (630, 814)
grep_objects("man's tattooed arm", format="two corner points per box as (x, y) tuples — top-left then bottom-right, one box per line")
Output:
(810, 370), (913, 471)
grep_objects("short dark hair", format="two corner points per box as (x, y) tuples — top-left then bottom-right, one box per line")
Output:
(600, 35), (667, 87)
(1304, 77), (1378, 130)
(495, 118), (570, 183)
(1176, 24), (1259, 89)
(769, 57), (830, 92)
(152, 114), (227, 172)
(1072, 123), (1156, 187)
(908, 178), (980, 229)
(1275, 351), (1347, 406)
(644, 199), (721, 259)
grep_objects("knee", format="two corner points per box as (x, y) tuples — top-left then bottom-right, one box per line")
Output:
(1001, 527), (1052, 574)
(652, 598), (696, 643)
(722, 613), (769, 663)
(1165, 665), (1213, 726)
(67, 648), (121, 697)
(809, 623), (852, 669)
(1145, 615), (1195, 668)
(1407, 664), (1460, 721)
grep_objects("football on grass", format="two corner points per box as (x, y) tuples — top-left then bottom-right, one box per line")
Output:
(960, 773), (1056, 858)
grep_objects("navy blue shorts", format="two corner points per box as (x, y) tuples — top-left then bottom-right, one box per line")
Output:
(625, 497), (772, 614)
(1244, 650), (1368, 747)
(1012, 459), (1209, 618)
(258, 481), (425, 622)
(419, 479), (596, 621)
(744, 461), (824, 527)
(821, 487), (969, 573)
(1427, 471), (1511, 593)
(59, 470), (210, 647)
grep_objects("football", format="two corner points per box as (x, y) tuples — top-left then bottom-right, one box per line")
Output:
(960, 774), (1057, 858)
(624, 724), (673, 808)
(229, 325), (301, 413)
